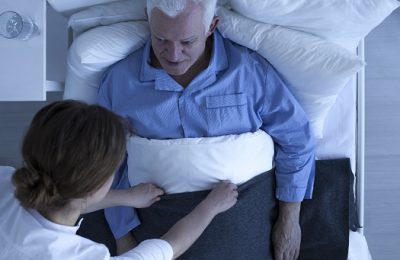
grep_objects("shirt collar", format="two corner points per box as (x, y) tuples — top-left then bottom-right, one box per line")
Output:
(139, 30), (228, 92)
(28, 209), (82, 234)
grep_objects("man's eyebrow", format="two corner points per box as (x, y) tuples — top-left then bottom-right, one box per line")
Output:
(153, 33), (197, 41)
(182, 36), (197, 42)
(153, 33), (165, 39)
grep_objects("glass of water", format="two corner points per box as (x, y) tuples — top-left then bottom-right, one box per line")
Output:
(0, 11), (39, 41)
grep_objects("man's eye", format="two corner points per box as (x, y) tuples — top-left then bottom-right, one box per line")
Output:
(182, 40), (194, 46)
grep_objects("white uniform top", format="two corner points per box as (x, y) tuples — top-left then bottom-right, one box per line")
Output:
(0, 166), (173, 260)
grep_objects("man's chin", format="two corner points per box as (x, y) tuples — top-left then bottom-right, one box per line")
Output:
(164, 67), (189, 76)
(159, 60), (188, 75)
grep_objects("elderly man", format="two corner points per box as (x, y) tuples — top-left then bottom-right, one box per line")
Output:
(98, 0), (315, 259)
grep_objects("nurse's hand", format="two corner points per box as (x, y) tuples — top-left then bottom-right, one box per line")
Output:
(125, 183), (165, 208)
(201, 180), (238, 216)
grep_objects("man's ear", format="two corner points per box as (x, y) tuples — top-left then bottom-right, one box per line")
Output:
(207, 16), (220, 36)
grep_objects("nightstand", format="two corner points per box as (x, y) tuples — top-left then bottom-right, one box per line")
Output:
(0, 0), (46, 101)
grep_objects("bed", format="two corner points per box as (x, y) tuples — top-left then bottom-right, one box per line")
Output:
(45, 0), (400, 259)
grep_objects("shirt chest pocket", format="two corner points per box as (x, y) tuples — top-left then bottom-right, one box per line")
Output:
(205, 93), (252, 136)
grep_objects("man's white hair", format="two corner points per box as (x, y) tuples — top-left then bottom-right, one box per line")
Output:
(147, 0), (217, 33)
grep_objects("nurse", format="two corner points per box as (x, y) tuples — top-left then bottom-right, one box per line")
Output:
(0, 100), (238, 259)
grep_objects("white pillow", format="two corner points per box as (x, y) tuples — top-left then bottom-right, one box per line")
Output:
(216, 7), (364, 138)
(229, 0), (400, 50)
(127, 130), (274, 193)
(63, 21), (149, 103)
(68, 0), (147, 35)
(67, 0), (231, 35)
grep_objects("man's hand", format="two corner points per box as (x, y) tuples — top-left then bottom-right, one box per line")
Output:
(272, 201), (301, 260)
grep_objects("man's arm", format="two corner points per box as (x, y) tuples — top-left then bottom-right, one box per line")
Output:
(259, 63), (315, 260)
(100, 156), (141, 254)
(82, 184), (164, 255)
(97, 77), (142, 253)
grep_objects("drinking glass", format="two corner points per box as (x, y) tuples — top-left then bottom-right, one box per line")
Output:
(0, 11), (39, 41)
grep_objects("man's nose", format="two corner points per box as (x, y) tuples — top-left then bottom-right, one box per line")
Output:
(166, 42), (182, 61)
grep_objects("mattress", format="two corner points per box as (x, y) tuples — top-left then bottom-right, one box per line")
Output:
(348, 231), (372, 260)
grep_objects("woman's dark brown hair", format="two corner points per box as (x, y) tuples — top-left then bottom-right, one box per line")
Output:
(12, 100), (128, 211)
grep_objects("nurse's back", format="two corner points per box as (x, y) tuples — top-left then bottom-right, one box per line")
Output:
(0, 100), (128, 260)
(0, 167), (111, 260)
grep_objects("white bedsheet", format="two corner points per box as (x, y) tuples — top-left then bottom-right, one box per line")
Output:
(316, 75), (357, 173)
(316, 75), (371, 260)
(348, 231), (373, 260)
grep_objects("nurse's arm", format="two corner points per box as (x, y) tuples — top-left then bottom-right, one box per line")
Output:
(82, 183), (164, 214)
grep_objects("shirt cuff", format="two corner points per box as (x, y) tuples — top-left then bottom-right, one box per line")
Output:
(104, 206), (141, 239)
(275, 187), (308, 202)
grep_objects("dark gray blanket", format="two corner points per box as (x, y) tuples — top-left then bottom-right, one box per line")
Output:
(298, 158), (357, 260)
(134, 168), (277, 260)
(78, 158), (357, 260)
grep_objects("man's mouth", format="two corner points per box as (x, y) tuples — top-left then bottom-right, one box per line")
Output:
(165, 60), (182, 66)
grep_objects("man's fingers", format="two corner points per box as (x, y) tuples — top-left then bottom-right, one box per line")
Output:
(274, 250), (283, 260)
(286, 249), (296, 260)
(286, 248), (299, 260)
(274, 243), (299, 260)
(283, 250), (290, 260)
(294, 249), (300, 260)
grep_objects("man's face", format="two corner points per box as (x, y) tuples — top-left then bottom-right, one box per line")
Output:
(149, 3), (210, 76)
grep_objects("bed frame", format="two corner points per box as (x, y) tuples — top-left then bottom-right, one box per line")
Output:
(356, 40), (365, 235)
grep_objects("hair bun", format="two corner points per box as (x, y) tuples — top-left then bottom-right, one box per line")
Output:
(12, 167), (65, 210)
